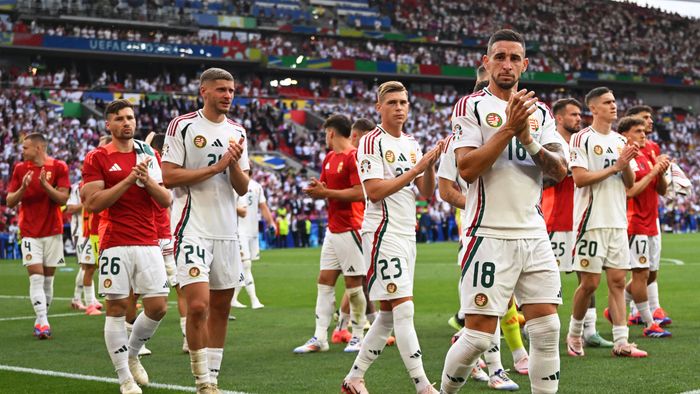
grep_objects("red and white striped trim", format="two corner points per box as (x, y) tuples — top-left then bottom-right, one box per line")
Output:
(166, 112), (198, 136)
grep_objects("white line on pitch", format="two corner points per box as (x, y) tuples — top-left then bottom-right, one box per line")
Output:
(679, 391), (700, 394)
(660, 258), (685, 265)
(0, 364), (250, 394)
(0, 312), (84, 322)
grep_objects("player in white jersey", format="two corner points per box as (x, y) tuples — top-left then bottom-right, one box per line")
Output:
(440, 29), (568, 394)
(162, 68), (250, 393)
(565, 87), (648, 358)
(341, 81), (444, 394)
(66, 182), (88, 309)
(231, 177), (276, 309)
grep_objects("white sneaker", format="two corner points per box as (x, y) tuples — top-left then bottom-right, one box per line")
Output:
(470, 365), (489, 382)
(120, 378), (142, 394)
(344, 336), (362, 353)
(182, 337), (189, 353)
(251, 300), (265, 309)
(488, 369), (519, 391)
(231, 300), (247, 308)
(128, 356), (149, 385)
(293, 336), (329, 353)
(138, 345), (152, 356)
(513, 354), (528, 375)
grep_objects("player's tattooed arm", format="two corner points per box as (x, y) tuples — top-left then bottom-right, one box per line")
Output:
(533, 142), (567, 188)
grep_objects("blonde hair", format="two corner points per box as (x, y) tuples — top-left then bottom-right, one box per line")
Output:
(199, 68), (234, 86)
(377, 81), (407, 103)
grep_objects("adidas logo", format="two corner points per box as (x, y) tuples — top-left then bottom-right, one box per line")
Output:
(446, 374), (466, 383)
(109, 163), (123, 172)
(409, 349), (422, 359)
(210, 368), (220, 374)
(398, 153), (407, 162)
(542, 371), (560, 381)
(347, 266), (355, 273)
(606, 147), (614, 154)
(33, 301), (42, 306)
(488, 345), (499, 353)
(114, 345), (128, 354)
(212, 139), (223, 147)
(163, 282), (169, 289)
(139, 336), (152, 342)
(369, 349), (382, 356)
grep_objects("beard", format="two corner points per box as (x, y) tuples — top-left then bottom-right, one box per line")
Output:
(564, 125), (580, 134)
(494, 76), (518, 90)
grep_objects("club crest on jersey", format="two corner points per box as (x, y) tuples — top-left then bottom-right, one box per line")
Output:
(486, 113), (503, 128)
(46, 171), (53, 181)
(103, 279), (112, 289)
(453, 124), (463, 138)
(570, 151), (577, 161)
(639, 256), (647, 264)
(385, 150), (396, 163)
(193, 135), (207, 148)
(189, 267), (200, 278)
(593, 145), (603, 155)
(386, 283), (398, 294)
(410, 151), (417, 165)
(580, 259), (590, 268)
(474, 293), (488, 307)
(360, 159), (371, 174)
(528, 117), (539, 131)
(337, 161), (344, 173)
(25, 253), (32, 261)
(556, 259), (561, 267)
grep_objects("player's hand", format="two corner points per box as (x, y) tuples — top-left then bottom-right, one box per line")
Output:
(21, 170), (33, 189)
(227, 137), (245, 165)
(413, 142), (443, 174)
(132, 157), (152, 185)
(269, 223), (278, 235)
(210, 151), (233, 173)
(614, 144), (638, 170)
(303, 177), (327, 198)
(653, 154), (671, 175)
(505, 89), (538, 137)
(39, 168), (49, 188)
(237, 206), (247, 218)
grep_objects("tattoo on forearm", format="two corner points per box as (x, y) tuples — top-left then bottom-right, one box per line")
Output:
(533, 143), (568, 186)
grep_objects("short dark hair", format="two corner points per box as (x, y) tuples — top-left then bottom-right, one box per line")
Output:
(487, 29), (525, 54)
(477, 65), (487, 78)
(352, 118), (375, 134)
(200, 67), (234, 86)
(617, 116), (646, 133)
(150, 133), (166, 154)
(104, 99), (133, 118)
(626, 105), (653, 117)
(24, 133), (47, 145)
(552, 98), (583, 115)
(473, 79), (489, 93)
(585, 87), (612, 106)
(323, 114), (352, 138)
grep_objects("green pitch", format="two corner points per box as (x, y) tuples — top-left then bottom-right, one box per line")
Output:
(1, 234), (699, 393)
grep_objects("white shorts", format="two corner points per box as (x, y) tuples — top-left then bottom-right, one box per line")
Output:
(97, 245), (169, 297)
(364, 232), (416, 301)
(458, 236), (561, 316)
(175, 236), (245, 290)
(573, 228), (630, 273)
(320, 230), (365, 276)
(649, 234), (661, 272)
(240, 235), (260, 262)
(21, 235), (65, 267)
(549, 231), (574, 272)
(628, 234), (661, 270)
(79, 237), (96, 265)
(160, 238), (177, 286)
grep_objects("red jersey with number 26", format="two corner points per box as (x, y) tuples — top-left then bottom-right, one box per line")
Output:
(82, 143), (160, 250)
(320, 149), (364, 233)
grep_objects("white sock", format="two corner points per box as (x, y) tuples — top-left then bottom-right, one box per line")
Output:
(568, 316), (584, 338)
(190, 348), (210, 385)
(29, 274), (48, 326)
(180, 317), (187, 337)
(512, 347), (528, 364)
(347, 310), (393, 379)
(73, 269), (85, 301)
(484, 326), (503, 376)
(207, 348), (223, 385)
(647, 281), (660, 311)
(366, 311), (377, 324)
(457, 311), (466, 320)
(347, 286), (367, 339)
(43, 276), (54, 310)
(128, 312), (162, 358)
(583, 308), (597, 338)
(313, 284), (335, 342)
(393, 301), (430, 393)
(440, 328), (493, 394)
(104, 316), (131, 384)
(243, 260), (260, 303)
(612, 325), (628, 346)
(84, 285), (96, 306)
(636, 301), (654, 328)
(527, 315), (560, 394)
(245, 283), (260, 304)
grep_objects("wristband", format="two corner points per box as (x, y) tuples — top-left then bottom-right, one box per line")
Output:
(523, 140), (542, 156)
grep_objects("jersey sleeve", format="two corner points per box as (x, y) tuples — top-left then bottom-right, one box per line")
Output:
(413, 139), (425, 179)
(7, 163), (22, 192)
(67, 184), (80, 205)
(357, 134), (384, 181)
(257, 183), (267, 204)
(537, 104), (560, 147)
(451, 98), (483, 151)
(347, 152), (361, 186)
(630, 157), (640, 172)
(238, 130), (250, 172)
(569, 134), (589, 170)
(162, 119), (186, 166)
(319, 154), (329, 184)
(82, 151), (105, 184)
(437, 137), (457, 181)
(55, 161), (71, 189)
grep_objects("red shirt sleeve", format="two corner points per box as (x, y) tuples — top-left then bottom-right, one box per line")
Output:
(347, 151), (361, 186)
(56, 161), (71, 189)
(82, 150), (105, 184)
(319, 153), (329, 184)
(8, 162), (23, 192)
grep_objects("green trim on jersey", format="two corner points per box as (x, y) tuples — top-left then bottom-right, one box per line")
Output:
(174, 191), (192, 263)
(460, 236), (483, 280)
(367, 201), (388, 293)
(350, 230), (363, 253)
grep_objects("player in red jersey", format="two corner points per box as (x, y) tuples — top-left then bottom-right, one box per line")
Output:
(625, 105), (672, 326)
(82, 99), (172, 394)
(294, 114), (368, 354)
(542, 98), (613, 348)
(7, 133), (70, 339)
(617, 117), (671, 338)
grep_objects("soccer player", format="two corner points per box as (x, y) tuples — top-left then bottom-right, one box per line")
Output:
(7, 133), (70, 339)
(231, 174), (276, 309)
(625, 105), (672, 326)
(341, 81), (444, 394)
(82, 99), (172, 394)
(67, 180), (88, 310)
(542, 98), (613, 348)
(162, 68), (250, 393)
(440, 29), (567, 394)
(294, 114), (367, 354)
(617, 117), (671, 337)
(565, 87), (647, 358)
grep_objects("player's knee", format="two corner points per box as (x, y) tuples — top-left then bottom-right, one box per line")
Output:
(187, 299), (209, 318)
(527, 314), (560, 353)
(392, 300), (414, 323)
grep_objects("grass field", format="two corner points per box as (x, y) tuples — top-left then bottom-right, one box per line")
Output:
(1, 233), (699, 394)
